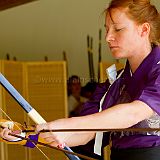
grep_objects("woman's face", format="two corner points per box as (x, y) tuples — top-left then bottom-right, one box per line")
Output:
(105, 8), (143, 59)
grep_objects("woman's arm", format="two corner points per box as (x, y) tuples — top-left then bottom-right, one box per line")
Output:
(84, 100), (154, 129)
(36, 100), (154, 147)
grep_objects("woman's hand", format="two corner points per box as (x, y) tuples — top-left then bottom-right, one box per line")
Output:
(0, 127), (22, 141)
(0, 120), (24, 141)
(36, 117), (95, 147)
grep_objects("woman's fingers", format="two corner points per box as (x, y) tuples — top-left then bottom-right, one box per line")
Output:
(0, 128), (16, 141)
(0, 121), (14, 130)
(44, 136), (66, 148)
(36, 123), (50, 133)
(39, 132), (63, 144)
(36, 119), (76, 147)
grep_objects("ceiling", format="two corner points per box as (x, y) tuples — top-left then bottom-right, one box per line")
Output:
(0, 0), (37, 11)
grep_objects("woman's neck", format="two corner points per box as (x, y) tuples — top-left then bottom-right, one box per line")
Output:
(128, 44), (152, 73)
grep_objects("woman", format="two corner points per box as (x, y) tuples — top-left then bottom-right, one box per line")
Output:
(36, 0), (160, 159)
(1, 0), (160, 159)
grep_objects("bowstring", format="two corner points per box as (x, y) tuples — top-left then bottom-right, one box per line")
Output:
(0, 107), (50, 160)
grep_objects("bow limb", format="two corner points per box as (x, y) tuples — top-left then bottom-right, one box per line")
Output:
(0, 73), (80, 160)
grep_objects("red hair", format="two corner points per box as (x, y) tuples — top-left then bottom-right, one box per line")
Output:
(105, 0), (160, 45)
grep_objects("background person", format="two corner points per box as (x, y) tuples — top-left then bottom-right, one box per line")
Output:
(67, 75), (88, 117)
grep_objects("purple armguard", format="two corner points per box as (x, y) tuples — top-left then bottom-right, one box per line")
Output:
(24, 134), (39, 148)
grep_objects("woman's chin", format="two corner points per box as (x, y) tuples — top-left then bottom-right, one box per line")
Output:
(111, 53), (123, 59)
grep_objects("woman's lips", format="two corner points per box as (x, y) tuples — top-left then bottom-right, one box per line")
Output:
(110, 46), (119, 50)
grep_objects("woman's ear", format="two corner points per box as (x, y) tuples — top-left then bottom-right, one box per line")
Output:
(140, 22), (150, 37)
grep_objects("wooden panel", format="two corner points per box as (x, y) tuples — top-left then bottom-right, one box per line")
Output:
(0, 60), (68, 160)
(27, 147), (67, 160)
(0, 60), (27, 160)
(0, 0), (38, 11)
(0, 61), (5, 160)
(99, 61), (124, 83)
(104, 144), (112, 160)
(24, 61), (68, 159)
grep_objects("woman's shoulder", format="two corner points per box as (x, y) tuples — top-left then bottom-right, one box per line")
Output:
(147, 61), (160, 82)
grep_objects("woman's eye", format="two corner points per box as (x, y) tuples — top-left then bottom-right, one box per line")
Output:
(115, 28), (123, 32)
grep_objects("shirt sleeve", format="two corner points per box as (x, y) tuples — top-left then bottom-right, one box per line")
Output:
(80, 80), (110, 116)
(135, 66), (160, 115)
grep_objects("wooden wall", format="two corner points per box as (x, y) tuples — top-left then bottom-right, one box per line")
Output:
(0, 60), (68, 160)
(99, 61), (124, 83)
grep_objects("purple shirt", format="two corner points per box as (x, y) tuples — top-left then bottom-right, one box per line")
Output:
(81, 46), (160, 149)
(112, 46), (160, 149)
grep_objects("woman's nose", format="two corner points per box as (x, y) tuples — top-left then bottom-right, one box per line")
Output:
(105, 30), (115, 43)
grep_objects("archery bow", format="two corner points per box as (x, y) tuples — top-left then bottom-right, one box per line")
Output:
(0, 73), (80, 160)
(0, 126), (96, 160)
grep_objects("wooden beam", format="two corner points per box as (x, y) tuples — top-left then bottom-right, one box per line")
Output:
(0, 0), (38, 11)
